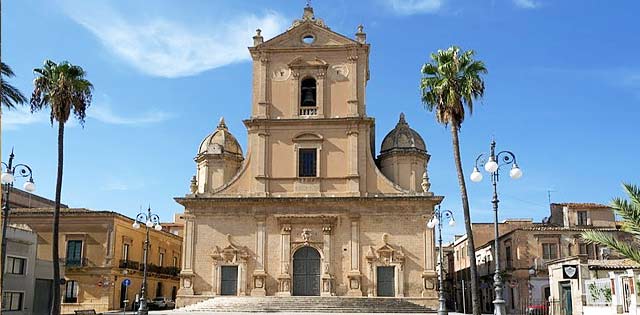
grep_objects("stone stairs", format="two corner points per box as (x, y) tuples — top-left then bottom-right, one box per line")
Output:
(177, 296), (435, 313)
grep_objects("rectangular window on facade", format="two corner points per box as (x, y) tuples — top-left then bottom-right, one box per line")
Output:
(123, 244), (129, 262)
(298, 148), (317, 177)
(2, 292), (23, 311)
(505, 245), (513, 269)
(542, 243), (558, 260)
(66, 240), (83, 266)
(577, 211), (588, 226)
(64, 280), (79, 303)
(173, 256), (178, 267)
(159, 252), (164, 267)
(5, 256), (26, 275)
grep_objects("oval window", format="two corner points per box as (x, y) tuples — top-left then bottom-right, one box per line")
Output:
(302, 34), (315, 44)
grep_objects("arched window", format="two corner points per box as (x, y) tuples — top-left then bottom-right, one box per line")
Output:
(300, 78), (317, 107)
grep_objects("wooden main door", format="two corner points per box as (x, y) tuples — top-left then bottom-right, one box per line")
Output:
(220, 266), (238, 295)
(293, 247), (320, 296)
(377, 266), (395, 297)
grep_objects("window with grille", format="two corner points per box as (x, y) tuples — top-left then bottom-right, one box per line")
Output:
(542, 243), (558, 260)
(298, 149), (317, 177)
(64, 280), (79, 303)
(5, 256), (26, 275)
(505, 245), (513, 269)
(2, 292), (23, 311)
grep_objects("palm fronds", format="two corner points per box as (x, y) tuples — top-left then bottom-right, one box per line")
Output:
(1, 62), (27, 109)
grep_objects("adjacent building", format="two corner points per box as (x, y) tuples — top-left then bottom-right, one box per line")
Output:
(2, 225), (55, 315)
(176, 5), (443, 308)
(452, 203), (631, 314)
(10, 208), (182, 313)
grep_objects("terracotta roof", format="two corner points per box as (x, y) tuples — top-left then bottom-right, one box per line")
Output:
(588, 259), (640, 270)
(552, 202), (610, 209)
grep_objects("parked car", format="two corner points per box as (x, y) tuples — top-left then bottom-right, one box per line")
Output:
(152, 297), (176, 309)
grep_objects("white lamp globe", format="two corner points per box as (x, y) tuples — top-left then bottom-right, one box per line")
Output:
(154, 224), (162, 231)
(431, 217), (440, 227)
(448, 219), (456, 227)
(145, 220), (153, 228)
(1, 172), (14, 184)
(470, 168), (483, 182)
(132, 222), (141, 229)
(427, 220), (434, 229)
(484, 158), (499, 173)
(509, 165), (523, 179)
(23, 181), (36, 192)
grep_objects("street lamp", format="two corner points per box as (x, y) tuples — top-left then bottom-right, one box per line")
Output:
(132, 207), (162, 315)
(470, 139), (522, 315)
(1, 149), (36, 294)
(428, 205), (455, 315)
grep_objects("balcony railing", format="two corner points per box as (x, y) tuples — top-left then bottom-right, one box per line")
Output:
(299, 107), (317, 116)
(118, 259), (180, 276)
(63, 257), (89, 268)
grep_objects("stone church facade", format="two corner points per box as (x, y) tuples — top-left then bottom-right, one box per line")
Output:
(176, 6), (442, 308)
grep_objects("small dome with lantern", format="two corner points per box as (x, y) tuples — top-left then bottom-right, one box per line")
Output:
(198, 117), (243, 157)
(380, 113), (427, 154)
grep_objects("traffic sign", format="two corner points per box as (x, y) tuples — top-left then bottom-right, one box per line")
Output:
(123, 278), (131, 287)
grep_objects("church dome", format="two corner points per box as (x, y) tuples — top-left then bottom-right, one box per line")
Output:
(380, 113), (426, 154)
(198, 117), (243, 157)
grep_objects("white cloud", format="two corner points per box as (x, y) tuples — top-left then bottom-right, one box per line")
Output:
(513, 0), (540, 9)
(87, 103), (171, 125)
(1, 107), (48, 130)
(62, 3), (286, 78)
(384, 0), (444, 15)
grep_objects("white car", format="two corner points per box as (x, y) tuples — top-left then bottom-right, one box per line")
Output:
(152, 297), (175, 309)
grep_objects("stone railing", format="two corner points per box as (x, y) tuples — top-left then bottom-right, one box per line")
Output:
(299, 107), (317, 116)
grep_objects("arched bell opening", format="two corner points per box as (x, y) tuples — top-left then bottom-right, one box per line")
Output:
(300, 78), (317, 107)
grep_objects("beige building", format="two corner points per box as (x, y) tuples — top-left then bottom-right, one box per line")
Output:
(452, 203), (631, 314)
(10, 208), (182, 314)
(176, 5), (442, 308)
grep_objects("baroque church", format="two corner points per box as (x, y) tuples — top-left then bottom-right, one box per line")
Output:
(176, 5), (443, 308)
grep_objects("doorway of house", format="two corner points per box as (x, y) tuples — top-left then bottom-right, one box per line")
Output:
(560, 282), (573, 315)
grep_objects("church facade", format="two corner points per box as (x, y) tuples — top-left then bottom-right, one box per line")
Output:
(176, 6), (442, 308)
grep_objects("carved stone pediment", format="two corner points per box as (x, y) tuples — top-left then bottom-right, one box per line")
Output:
(211, 234), (250, 263)
(365, 234), (405, 266)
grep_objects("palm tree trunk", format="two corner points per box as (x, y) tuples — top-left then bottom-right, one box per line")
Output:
(51, 120), (64, 315)
(450, 124), (481, 315)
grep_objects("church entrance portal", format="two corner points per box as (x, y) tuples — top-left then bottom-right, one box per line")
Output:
(220, 266), (239, 295)
(293, 247), (321, 296)
(377, 266), (395, 297)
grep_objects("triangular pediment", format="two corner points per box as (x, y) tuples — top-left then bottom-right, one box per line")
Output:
(258, 19), (359, 49)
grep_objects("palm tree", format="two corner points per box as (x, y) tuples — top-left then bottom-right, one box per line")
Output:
(30, 60), (93, 315)
(1, 62), (27, 109)
(583, 184), (640, 263)
(420, 46), (487, 315)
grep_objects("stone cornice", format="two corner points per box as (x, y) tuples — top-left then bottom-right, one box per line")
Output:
(175, 195), (443, 209)
(244, 117), (375, 128)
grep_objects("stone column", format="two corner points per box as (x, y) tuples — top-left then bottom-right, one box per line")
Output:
(290, 72), (300, 117)
(178, 214), (196, 296)
(347, 55), (359, 116)
(321, 224), (333, 296)
(276, 224), (292, 296)
(252, 216), (267, 296)
(316, 70), (325, 118)
(422, 215), (437, 296)
(254, 132), (268, 195)
(257, 54), (270, 118)
(347, 214), (363, 296)
(347, 131), (359, 194)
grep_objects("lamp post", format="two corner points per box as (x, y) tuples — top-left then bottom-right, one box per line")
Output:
(132, 207), (162, 315)
(470, 139), (522, 315)
(428, 205), (455, 315)
(1, 149), (36, 295)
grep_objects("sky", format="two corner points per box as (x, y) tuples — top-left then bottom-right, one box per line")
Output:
(2, 0), (639, 242)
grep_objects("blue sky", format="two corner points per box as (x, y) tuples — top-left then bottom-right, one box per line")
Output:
(2, 0), (639, 241)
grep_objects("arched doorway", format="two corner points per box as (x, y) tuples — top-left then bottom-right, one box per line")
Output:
(293, 246), (320, 296)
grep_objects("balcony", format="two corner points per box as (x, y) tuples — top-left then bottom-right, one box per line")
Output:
(118, 259), (180, 277)
(63, 257), (89, 268)
(299, 107), (317, 116)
